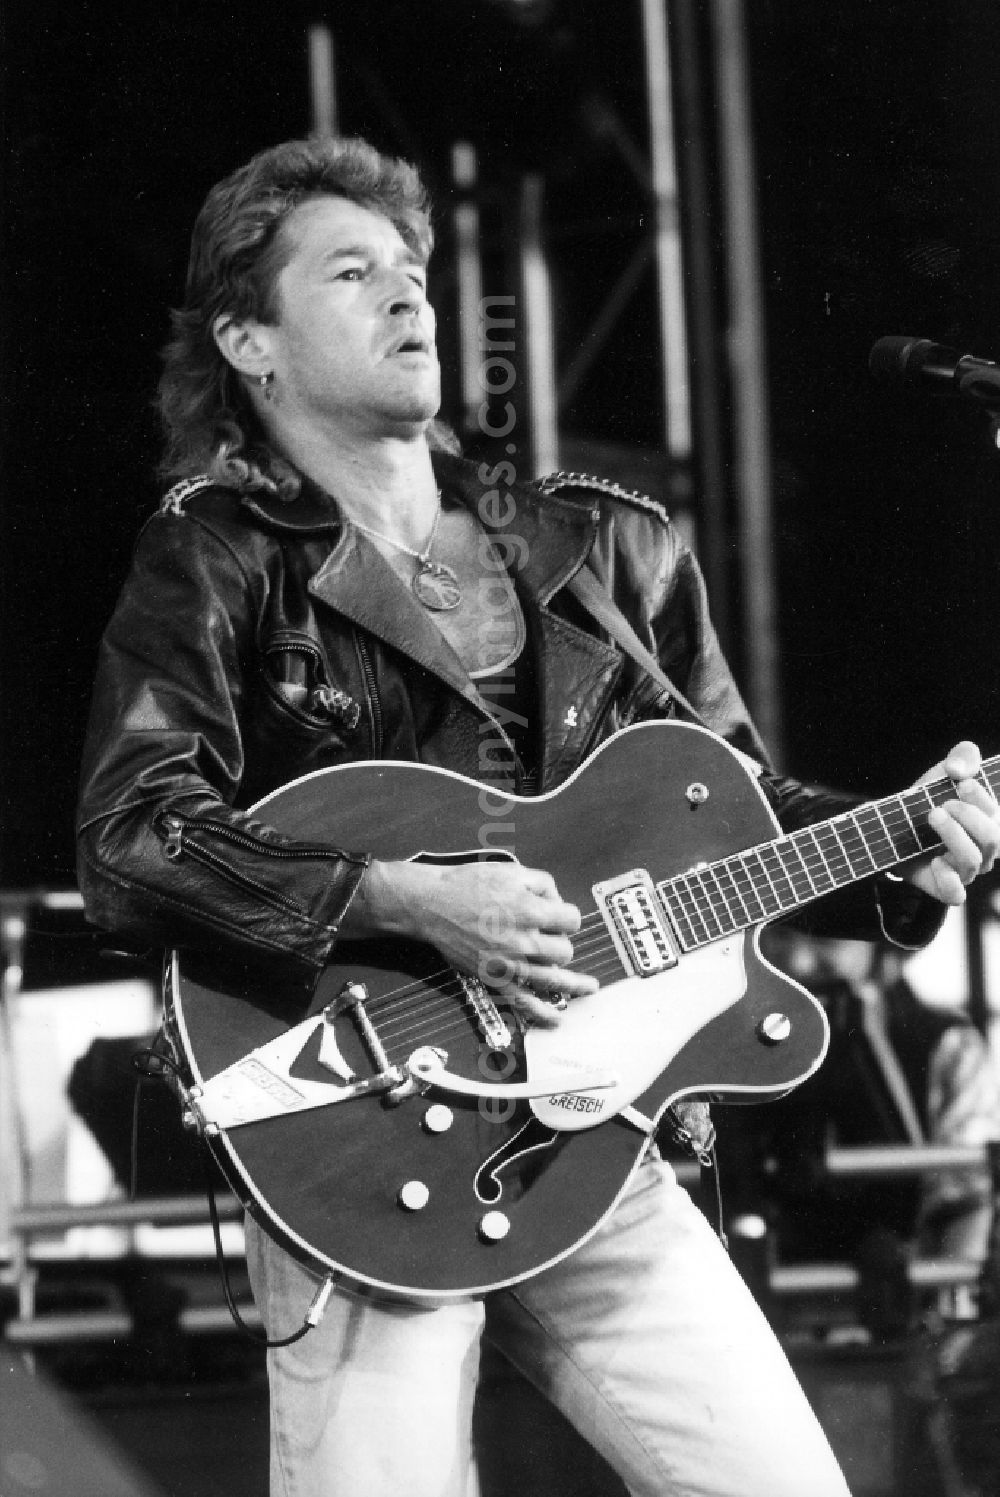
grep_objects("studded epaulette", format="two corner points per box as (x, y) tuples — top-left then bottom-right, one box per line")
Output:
(159, 474), (216, 515)
(534, 470), (670, 525)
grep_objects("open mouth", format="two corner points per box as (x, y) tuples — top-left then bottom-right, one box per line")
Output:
(391, 334), (431, 356)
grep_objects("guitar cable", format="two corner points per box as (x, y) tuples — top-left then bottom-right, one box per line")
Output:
(702, 1141), (729, 1251)
(130, 1044), (329, 1348)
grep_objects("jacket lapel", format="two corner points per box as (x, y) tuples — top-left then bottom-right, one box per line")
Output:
(243, 473), (485, 707)
(438, 457), (625, 789)
(247, 459), (628, 789)
(308, 526), (483, 708)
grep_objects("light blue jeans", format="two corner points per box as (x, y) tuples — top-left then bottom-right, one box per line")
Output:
(245, 1155), (851, 1497)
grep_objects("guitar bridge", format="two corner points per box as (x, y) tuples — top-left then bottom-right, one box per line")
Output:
(456, 974), (512, 1049)
(593, 870), (679, 977)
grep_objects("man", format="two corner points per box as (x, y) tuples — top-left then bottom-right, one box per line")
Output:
(76, 136), (1000, 1497)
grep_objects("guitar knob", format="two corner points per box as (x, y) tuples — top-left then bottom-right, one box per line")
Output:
(757, 1012), (791, 1045)
(422, 1104), (454, 1134)
(397, 1180), (430, 1212)
(478, 1211), (510, 1242)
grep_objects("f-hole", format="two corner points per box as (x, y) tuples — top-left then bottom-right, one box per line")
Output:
(474, 1118), (558, 1204)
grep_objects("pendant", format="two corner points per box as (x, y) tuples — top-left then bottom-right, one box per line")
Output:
(413, 559), (462, 611)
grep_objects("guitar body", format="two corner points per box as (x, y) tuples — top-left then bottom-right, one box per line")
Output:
(168, 722), (828, 1301)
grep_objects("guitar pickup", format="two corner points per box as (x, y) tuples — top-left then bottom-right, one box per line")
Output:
(593, 871), (679, 977)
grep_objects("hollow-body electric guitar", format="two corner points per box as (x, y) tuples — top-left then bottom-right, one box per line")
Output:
(165, 721), (999, 1302)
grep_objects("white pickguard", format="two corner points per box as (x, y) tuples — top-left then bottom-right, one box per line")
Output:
(526, 936), (747, 1131)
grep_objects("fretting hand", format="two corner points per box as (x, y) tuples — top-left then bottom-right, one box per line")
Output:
(898, 740), (1000, 904)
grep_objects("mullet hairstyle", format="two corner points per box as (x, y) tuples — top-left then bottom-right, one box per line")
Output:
(158, 135), (455, 499)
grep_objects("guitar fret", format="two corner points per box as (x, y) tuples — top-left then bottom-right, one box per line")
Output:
(855, 805), (895, 868)
(706, 863), (747, 929)
(693, 870), (733, 937)
(758, 846), (797, 909)
(800, 826), (841, 888)
(826, 820), (874, 874)
(726, 856), (769, 921)
(740, 853), (782, 917)
(979, 766), (1000, 803)
(895, 793), (921, 846)
(667, 874), (706, 946)
(670, 876), (714, 946)
(916, 786), (947, 844)
(683, 877), (719, 942)
(922, 790), (947, 837)
(813, 822), (853, 883)
(687, 877), (719, 941)
(878, 805), (921, 861)
(661, 885), (699, 950)
(770, 843), (804, 900)
(741, 849), (785, 916)
(778, 838), (826, 892)
(803, 827), (842, 890)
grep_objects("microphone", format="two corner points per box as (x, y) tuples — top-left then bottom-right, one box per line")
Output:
(869, 336), (1000, 408)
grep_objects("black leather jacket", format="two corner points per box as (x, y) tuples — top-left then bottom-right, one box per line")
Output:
(76, 453), (941, 992)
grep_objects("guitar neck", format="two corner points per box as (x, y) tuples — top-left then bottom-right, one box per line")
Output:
(658, 754), (1000, 951)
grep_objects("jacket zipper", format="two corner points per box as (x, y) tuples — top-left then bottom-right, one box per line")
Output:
(266, 639), (354, 725)
(158, 813), (357, 917)
(354, 634), (383, 758)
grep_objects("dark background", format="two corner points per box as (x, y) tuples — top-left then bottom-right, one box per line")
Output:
(3, 0), (1000, 890)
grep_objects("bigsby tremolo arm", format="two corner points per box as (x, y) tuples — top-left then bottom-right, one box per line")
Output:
(191, 982), (405, 1131)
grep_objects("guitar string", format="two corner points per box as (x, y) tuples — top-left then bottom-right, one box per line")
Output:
(357, 933), (626, 1050)
(376, 980), (627, 1071)
(375, 955), (628, 1062)
(323, 763), (998, 1058)
(359, 928), (606, 1017)
(369, 946), (626, 1037)
(366, 953), (627, 1058)
(357, 908), (613, 1021)
(382, 953), (623, 1057)
(367, 946), (625, 1047)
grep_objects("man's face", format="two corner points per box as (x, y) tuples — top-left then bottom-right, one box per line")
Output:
(263, 194), (441, 437)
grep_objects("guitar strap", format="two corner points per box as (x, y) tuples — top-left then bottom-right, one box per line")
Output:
(567, 565), (764, 783)
(566, 564), (708, 728)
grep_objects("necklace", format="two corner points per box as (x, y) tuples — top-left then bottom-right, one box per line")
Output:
(351, 494), (462, 611)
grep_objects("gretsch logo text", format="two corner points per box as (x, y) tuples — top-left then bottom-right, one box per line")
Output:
(547, 1092), (605, 1115)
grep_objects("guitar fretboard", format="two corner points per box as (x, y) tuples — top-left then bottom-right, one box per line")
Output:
(658, 756), (1000, 951)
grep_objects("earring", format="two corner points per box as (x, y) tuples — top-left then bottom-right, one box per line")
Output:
(258, 370), (275, 402)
